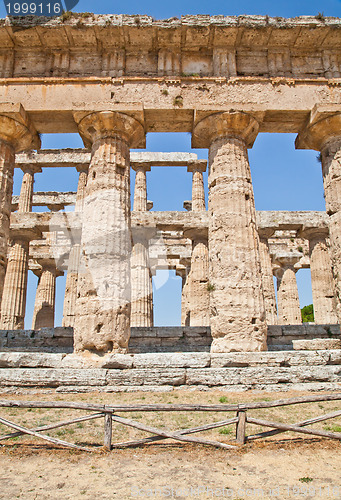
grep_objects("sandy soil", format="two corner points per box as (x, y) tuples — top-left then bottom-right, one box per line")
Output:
(0, 390), (340, 500)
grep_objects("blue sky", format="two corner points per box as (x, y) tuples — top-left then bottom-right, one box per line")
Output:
(5, 0), (338, 327)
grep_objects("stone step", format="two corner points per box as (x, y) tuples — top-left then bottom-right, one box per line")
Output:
(0, 350), (340, 390)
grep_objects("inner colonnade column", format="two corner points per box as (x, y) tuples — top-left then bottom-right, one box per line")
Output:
(258, 228), (277, 325)
(296, 112), (341, 323)
(62, 166), (88, 328)
(32, 259), (60, 330)
(274, 256), (302, 325)
(131, 163), (154, 327)
(0, 165), (42, 329)
(192, 111), (267, 352)
(72, 110), (145, 353)
(0, 107), (40, 306)
(300, 227), (338, 324)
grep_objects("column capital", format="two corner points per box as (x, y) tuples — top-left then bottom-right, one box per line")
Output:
(273, 254), (301, 271)
(296, 108), (341, 151)
(73, 110), (146, 149)
(75, 164), (89, 174)
(20, 164), (42, 175)
(258, 227), (276, 240)
(192, 111), (259, 148)
(299, 225), (329, 241)
(131, 162), (151, 172)
(0, 104), (40, 152)
(187, 160), (207, 173)
(183, 227), (208, 241)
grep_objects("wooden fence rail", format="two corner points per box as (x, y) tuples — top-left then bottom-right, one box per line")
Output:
(0, 393), (340, 452)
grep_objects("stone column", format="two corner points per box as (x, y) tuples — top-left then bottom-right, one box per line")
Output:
(62, 232), (81, 328)
(18, 165), (42, 213)
(184, 229), (209, 326)
(301, 227), (338, 324)
(274, 257), (302, 325)
(132, 163), (151, 211)
(73, 110), (145, 353)
(296, 112), (341, 321)
(187, 160), (206, 212)
(75, 165), (88, 212)
(0, 107), (40, 304)
(180, 267), (191, 327)
(32, 259), (58, 330)
(130, 163), (154, 326)
(62, 167), (89, 328)
(130, 228), (154, 327)
(0, 234), (30, 329)
(258, 229), (277, 325)
(0, 164), (41, 329)
(192, 111), (267, 352)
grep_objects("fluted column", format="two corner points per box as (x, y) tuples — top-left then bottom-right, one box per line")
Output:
(0, 235), (29, 329)
(274, 257), (302, 325)
(132, 163), (151, 211)
(75, 165), (88, 212)
(131, 163), (153, 326)
(73, 110), (145, 353)
(18, 164), (42, 213)
(301, 227), (338, 324)
(184, 229), (209, 326)
(130, 229), (154, 327)
(0, 108), (40, 304)
(32, 260), (57, 330)
(296, 113), (341, 321)
(181, 268), (191, 326)
(62, 236), (81, 328)
(0, 163), (41, 329)
(188, 160), (206, 212)
(62, 167), (89, 327)
(258, 229), (277, 325)
(193, 111), (266, 352)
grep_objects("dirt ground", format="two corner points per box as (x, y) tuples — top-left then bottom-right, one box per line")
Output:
(0, 390), (340, 500)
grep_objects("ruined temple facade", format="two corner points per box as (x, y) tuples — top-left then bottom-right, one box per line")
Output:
(0, 14), (340, 355)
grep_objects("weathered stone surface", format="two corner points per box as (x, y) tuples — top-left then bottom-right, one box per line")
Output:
(293, 339), (341, 350)
(186, 366), (341, 386)
(133, 353), (210, 369)
(193, 112), (267, 352)
(0, 369), (107, 387)
(106, 369), (186, 386)
(0, 352), (65, 368)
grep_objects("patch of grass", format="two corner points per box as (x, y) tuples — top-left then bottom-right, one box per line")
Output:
(299, 477), (313, 483)
(60, 11), (73, 22)
(324, 424), (341, 433)
(219, 427), (232, 435)
(173, 95), (183, 107)
(207, 282), (215, 292)
(161, 89), (169, 96)
(219, 396), (228, 403)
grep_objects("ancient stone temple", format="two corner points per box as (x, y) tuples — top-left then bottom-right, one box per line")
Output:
(0, 14), (341, 392)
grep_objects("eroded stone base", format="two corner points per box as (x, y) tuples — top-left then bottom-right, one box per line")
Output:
(0, 350), (340, 392)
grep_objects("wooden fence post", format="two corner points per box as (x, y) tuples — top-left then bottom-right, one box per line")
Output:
(104, 413), (112, 451)
(236, 411), (246, 445)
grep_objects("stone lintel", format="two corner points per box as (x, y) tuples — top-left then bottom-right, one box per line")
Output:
(296, 107), (341, 151)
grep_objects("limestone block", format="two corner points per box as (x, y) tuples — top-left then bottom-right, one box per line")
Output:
(186, 366), (341, 386)
(101, 354), (134, 369)
(0, 352), (64, 368)
(293, 339), (341, 350)
(106, 368), (186, 386)
(132, 353), (210, 369)
(210, 351), (330, 368)
(0, 369), (107, 387)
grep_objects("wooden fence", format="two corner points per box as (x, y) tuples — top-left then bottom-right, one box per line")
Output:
(0, 393), (341, 452)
